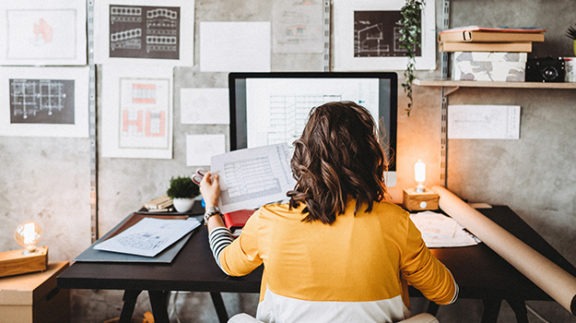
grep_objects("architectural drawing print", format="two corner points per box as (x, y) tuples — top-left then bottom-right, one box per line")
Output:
(118, 78), (170, 149)
(9, 79), (75, 124)
(109, 5), (180, 59)
(353, 10), (420, 57)
(0, 0), (87, 65)
(272, 0), (323, 53)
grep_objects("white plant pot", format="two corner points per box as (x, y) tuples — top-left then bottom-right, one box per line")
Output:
(173, 198), (194, 213)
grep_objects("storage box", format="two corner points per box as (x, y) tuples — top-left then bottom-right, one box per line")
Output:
(0, 262), (69, 323)
(451, 51), (527, 81)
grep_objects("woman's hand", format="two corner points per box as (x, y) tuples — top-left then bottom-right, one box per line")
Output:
(199, 171), (221, 208)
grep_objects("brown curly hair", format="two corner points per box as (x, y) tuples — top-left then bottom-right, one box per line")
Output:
(288, 101), (388, 224)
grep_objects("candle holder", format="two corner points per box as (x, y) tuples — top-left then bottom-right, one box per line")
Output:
(403, 160), (439, 212)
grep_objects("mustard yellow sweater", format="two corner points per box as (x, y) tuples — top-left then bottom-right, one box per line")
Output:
(212, 200), (457, 322)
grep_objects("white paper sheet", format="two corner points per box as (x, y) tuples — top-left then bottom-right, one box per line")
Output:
(94, 217), (200, 257)
(180, 88), (229, 124)
(448, 105), (521, 139)
(94, 0), (194, 65)
(211, 143), (296, 213)
(186, 134), (226, 166)
(410, 211), (481, 248)
(200, 22), (271, 72)
(0, 67), (89, 137)
(0, 0), (87, 65)
(101, 64), (174, 159)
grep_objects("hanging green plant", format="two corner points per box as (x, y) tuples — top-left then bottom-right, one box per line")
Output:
(398, 0), (425, 116)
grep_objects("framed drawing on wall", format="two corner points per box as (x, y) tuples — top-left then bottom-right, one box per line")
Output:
(101, 64), (173, 159)
(0, 67), (89, 137)
(332, 0), (436, 71)
(0, 0), (87, 65)
(94, 0), (194, 66)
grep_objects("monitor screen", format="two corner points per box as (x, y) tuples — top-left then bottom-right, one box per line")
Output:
(229, 72), (398, 185)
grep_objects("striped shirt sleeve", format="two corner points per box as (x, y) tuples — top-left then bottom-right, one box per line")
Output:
(208, 227), (234, 272)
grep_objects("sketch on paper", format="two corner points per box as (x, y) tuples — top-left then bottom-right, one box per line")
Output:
(109, 5), (180, 59)
(0, 1), (86, 65)
(354, 11), (420, 57)
(272, 0), (323, 53)
(118, 78), (171, 150)
(9, 79), (75, 124)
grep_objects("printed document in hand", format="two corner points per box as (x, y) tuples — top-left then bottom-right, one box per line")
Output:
(211, 143), (296, 213)
(94, 217), (201, 257)
(410, 211), (481, 248)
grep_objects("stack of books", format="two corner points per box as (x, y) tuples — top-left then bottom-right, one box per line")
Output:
(439, 26), (546, 82)
(438, 26), (545, 53)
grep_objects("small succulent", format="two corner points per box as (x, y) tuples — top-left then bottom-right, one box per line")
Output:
(566, 25), (576, 40)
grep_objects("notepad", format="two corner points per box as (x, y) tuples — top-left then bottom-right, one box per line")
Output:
(94, 217), (201, 257)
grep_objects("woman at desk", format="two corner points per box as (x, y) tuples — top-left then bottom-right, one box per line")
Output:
(200, 101), (458, 322)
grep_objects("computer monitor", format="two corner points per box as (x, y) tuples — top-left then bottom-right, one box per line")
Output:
(229, 72), (398, 185)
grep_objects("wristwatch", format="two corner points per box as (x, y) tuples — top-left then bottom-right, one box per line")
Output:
(203, 206), (222, 224)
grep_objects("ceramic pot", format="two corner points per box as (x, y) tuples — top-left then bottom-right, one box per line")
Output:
(173, 198), (194, 213)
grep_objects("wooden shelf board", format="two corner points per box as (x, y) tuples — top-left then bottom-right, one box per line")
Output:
(414, 79), (576, 89)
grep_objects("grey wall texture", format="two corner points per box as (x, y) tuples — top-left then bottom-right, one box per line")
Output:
(0, 0), (574, 322)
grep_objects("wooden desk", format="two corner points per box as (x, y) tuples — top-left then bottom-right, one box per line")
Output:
(57, 206), (576, 323)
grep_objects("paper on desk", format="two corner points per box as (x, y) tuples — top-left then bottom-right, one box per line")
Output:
(410, 211), (481, 248)
(94, 217), (201, 257)
(211, 143), (296, 213)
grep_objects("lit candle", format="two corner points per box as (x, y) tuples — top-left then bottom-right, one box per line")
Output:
(414, 159), (426, 193)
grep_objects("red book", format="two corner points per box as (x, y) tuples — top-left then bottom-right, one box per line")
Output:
(223, 209), (255, 231)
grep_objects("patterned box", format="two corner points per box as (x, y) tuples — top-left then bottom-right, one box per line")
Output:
(451, 52), (527, 82)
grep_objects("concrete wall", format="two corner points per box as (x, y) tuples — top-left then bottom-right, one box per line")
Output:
(0, 0), (574, 322)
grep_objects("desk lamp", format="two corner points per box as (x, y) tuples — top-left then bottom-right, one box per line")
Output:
(403, 160), (440, 212)
(0, 221), (48, 277)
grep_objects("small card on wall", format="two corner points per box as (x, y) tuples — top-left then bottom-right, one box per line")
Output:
(448, 105), (521, 140)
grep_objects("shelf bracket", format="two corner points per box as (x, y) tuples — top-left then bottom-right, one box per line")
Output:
(443, 85), (460, 97)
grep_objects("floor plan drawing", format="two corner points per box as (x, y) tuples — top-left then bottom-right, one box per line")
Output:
(9, 78), (74, 124)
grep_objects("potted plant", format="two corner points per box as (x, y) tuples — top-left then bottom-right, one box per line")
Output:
(166, 176), (200, 212)
(565, 24), (576, 56)
(398, 0), (425, 116)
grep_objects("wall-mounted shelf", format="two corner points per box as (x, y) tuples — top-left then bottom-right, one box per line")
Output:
(414, 79), (576, 90)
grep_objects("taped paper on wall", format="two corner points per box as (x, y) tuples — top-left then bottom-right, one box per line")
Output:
(448, 104), (521, 139)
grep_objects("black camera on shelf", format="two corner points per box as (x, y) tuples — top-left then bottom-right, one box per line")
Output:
(525, 57), (565, 82)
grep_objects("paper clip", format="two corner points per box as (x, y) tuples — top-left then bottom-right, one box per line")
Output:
(192, 168), (206, 185)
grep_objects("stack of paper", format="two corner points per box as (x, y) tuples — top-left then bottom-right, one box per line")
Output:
(410, 211), (481, 248)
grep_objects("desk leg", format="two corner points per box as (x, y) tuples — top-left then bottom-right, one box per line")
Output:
(120, 290), (142, 323)
(481, 298), (502, 323)
(210, 292), (229, 323)
(506, 298), (528, 323)
(149, 290), (170, 323)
